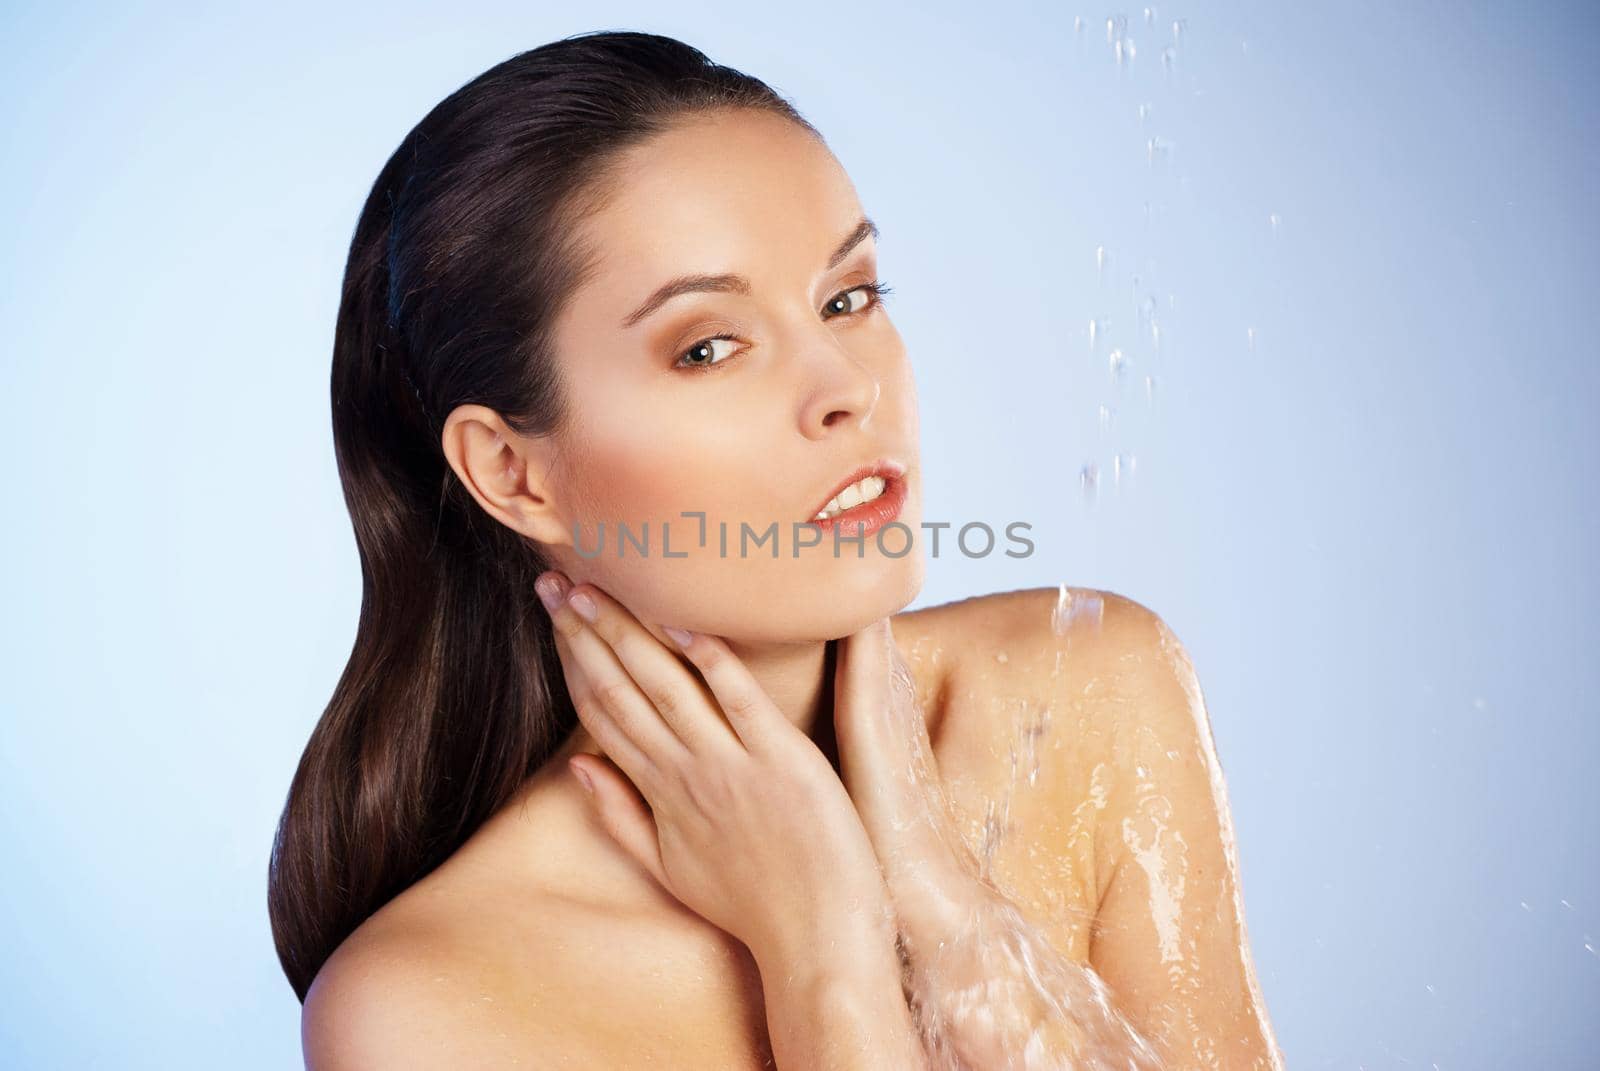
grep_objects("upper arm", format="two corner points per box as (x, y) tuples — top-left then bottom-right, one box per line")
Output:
(1074, 595), (1284, 1070)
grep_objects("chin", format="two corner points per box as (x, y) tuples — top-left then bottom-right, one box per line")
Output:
(816, 546), (927, 640)
(691, 548), (925, 646)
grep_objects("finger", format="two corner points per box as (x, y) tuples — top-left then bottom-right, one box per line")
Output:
(540, 574), (688, 787)
(550, 625), (656, 785)
(666, 629), (790, 753)
(569, 754), (670, 892)
(562, 582), (743, 759)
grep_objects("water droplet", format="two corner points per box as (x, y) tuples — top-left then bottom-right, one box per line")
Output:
(1096, 244), (1108, 280)
(1520, 900), (1532, 912)
(1108, 348), (1128, 383)
(1137, 102), (1152, 126)
(995, 651), (1009, 664)
(1246, 326), (1256, 351)
(1269, 212), (1281, 233)
(1079, 463), (1099, 502)
(1171, 18), (1186, 43)
(1098, 403), (1115, 433)
(1145, 374), (1158, 404)
(1052, 584), (1106, 635)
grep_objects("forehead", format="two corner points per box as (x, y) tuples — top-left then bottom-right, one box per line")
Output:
(572, 110), (867, 302)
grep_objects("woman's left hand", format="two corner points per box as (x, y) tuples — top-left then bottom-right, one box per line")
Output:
(832, 618), (992, 942)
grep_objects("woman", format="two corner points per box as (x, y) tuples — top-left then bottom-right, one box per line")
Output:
(269, 29), (1284, 1068)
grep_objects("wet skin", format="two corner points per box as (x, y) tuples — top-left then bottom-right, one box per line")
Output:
(303, 588), (1282, 1069)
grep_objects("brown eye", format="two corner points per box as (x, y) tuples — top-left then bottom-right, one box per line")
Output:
(674, 333), (740, 371)
(822, 280), (892, 319)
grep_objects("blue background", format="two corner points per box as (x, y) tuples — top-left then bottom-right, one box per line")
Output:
(3, 2), (1595, 1067)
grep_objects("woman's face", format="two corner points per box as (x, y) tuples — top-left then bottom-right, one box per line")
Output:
(538, 108), (924, 644)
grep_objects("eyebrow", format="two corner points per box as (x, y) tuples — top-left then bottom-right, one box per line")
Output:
(620, 216), (879, 329)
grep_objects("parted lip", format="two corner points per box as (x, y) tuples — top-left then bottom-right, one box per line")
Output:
(807, 457), (910, 520)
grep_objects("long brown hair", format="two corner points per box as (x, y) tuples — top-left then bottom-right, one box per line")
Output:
(267, 30), (819, 1002)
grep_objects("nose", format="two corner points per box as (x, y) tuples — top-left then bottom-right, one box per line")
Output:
(797, 339), (881, 439)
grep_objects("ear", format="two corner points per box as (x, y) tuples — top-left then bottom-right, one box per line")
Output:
(440, 403), (574, 547)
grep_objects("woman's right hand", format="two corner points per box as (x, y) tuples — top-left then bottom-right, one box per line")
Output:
(534, 570), (896, 969)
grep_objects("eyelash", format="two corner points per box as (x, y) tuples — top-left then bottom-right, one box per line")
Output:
(672, 279), (895, 374)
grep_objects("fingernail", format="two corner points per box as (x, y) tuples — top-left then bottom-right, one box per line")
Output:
(663, 626), (693, 648)
(569, 761), (593, 795)
(569, 591), (598, 622)
(536, 573), (567, 612)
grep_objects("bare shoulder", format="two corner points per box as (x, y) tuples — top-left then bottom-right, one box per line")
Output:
(302, 923), (492, 1069)
(892, 582), (1163, 655)
(918, 583), (1213, 834)
(300, 893), (579, 1070)
(300, 832), (773, 1070)
(892, 583), (1173, 741)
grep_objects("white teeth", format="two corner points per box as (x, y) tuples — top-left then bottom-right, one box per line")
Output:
(813, 475), (888, 520)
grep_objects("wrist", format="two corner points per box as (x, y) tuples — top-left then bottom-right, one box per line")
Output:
(751, 892), (902, 993)
(757, 923), (931, 1071)
(887, 861), (995, 952)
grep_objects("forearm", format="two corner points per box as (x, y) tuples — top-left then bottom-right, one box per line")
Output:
(753, 907), (930, 1071)
(894, 879), (1164, 1070)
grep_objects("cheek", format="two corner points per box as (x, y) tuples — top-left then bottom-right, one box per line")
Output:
(558, 407), (761, 555)
(565, 379), (779, 527)
(563, 437), (685, 525)
(554, 439), (766, 633)
(556, 375), (675, 518)
(552, 424), (801, 633)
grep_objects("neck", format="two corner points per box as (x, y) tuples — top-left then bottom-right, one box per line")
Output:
(547, 636), (843, 776)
